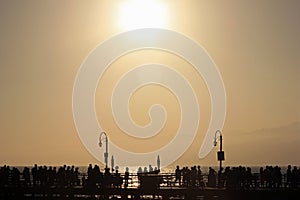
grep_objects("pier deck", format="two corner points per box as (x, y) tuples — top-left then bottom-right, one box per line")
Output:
(1, 185), (300, 200)
(1, 170), (299, 199)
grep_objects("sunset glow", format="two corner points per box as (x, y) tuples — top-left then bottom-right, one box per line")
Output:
(119, 0), (168, 30)
(0, 0), (299, 167)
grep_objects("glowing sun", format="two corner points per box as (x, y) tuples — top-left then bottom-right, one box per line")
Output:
(119, 0), (168, 30)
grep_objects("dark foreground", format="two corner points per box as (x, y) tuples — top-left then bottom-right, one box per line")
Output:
(1, 164), (300, 199)
(1, 186), (300, 200)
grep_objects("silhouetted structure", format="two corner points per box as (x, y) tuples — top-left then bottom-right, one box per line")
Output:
(0, 164), (300, 199)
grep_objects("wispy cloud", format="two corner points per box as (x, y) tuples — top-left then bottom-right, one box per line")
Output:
(223, 121), (300, 165)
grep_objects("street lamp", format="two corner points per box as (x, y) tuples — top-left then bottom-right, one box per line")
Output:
(99, 131), (108, 169)
(214, 130), (225, 173)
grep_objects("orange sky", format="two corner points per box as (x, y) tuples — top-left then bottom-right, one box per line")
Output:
(0, 0), (299, 167)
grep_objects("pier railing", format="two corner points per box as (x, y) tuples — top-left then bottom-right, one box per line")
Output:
(1, 169), (299, 190)
(1, 171), (299, 200)
(8, 172), (296, 189)
(77, 172), (296, 189)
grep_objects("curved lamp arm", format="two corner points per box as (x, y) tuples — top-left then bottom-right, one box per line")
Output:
(99, 131), (109, 169)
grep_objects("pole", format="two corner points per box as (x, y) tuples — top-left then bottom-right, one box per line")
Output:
(214, 130), (224, 173)
(157, 155), (160, 170)
(104, 135), (108, 169)
(219, 134), (222, 172)
(99, 132), (109, 169)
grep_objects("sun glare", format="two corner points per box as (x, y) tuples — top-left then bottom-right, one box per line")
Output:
(119, 0), (168, 30)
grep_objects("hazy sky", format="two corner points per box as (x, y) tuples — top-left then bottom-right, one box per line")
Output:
(0, 0), (299, 167)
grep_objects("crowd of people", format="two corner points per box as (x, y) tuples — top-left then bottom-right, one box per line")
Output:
(174, 165), (204, 188)
(0, 164), (299, 189)
(0, 164), (127, 189)
(0, 164), (81, 187)
(173, 165), (300, 189)
(84, 164), (124, 188)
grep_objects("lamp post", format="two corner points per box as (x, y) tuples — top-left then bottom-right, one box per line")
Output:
(99, 131), (108, 169)
(213, 130), (224, 173)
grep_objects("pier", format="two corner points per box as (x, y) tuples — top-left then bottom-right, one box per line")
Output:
(1, 186), (299, 200)
(1, 166), (300, 200)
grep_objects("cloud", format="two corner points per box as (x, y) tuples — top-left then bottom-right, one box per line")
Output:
(223, 121), (300, 165)
(243, 121), (300, 136)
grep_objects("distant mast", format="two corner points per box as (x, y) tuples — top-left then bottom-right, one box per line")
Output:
(157, 155), (160, 170)
(111, 155), (114, 171)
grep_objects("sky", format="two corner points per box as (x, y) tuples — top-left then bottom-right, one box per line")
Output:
(0, 0), (299, 168)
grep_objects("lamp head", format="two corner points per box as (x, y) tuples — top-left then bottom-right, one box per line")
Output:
(99, 141), (102, 147)
(213, 140), (217, 146)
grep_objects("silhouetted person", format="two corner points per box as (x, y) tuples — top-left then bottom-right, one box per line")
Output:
(87, 164), (93, 186)
(74, 167), (80, 185)
(175, 166), (182, 186)
(291, 166), (298, 188)
(264, 166), (271, 188)
(0, 165), (10, 186)
(273, 166), (282, 188)
(149, 165), (153, 172)
(208, 167), (217, 187)
(113, 169), (123, 188)
(40, 166), (47, 186)
(22, 167), (31, 186)
(224, 167), (231, 188)
(182, 167), (189, 187)
(124, 167), (129, 189)
(137, 167), (143, 174)
(245, 167), (252, 189)
(143, 167), (148, 173)
(197, 165), (203, 188)
(218, 167), (224, 188)
(11, 167), (20, 187)
(32, 164), (38, 186)
(47, 166), (55, 186)
(286, 165), (292, 188)
(259, 167), (265, 187)
(93, 165), (103, 187)
(103, 167), (112, 188)
(190, 166), (197, 187)
(57, 166), (65, 186)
